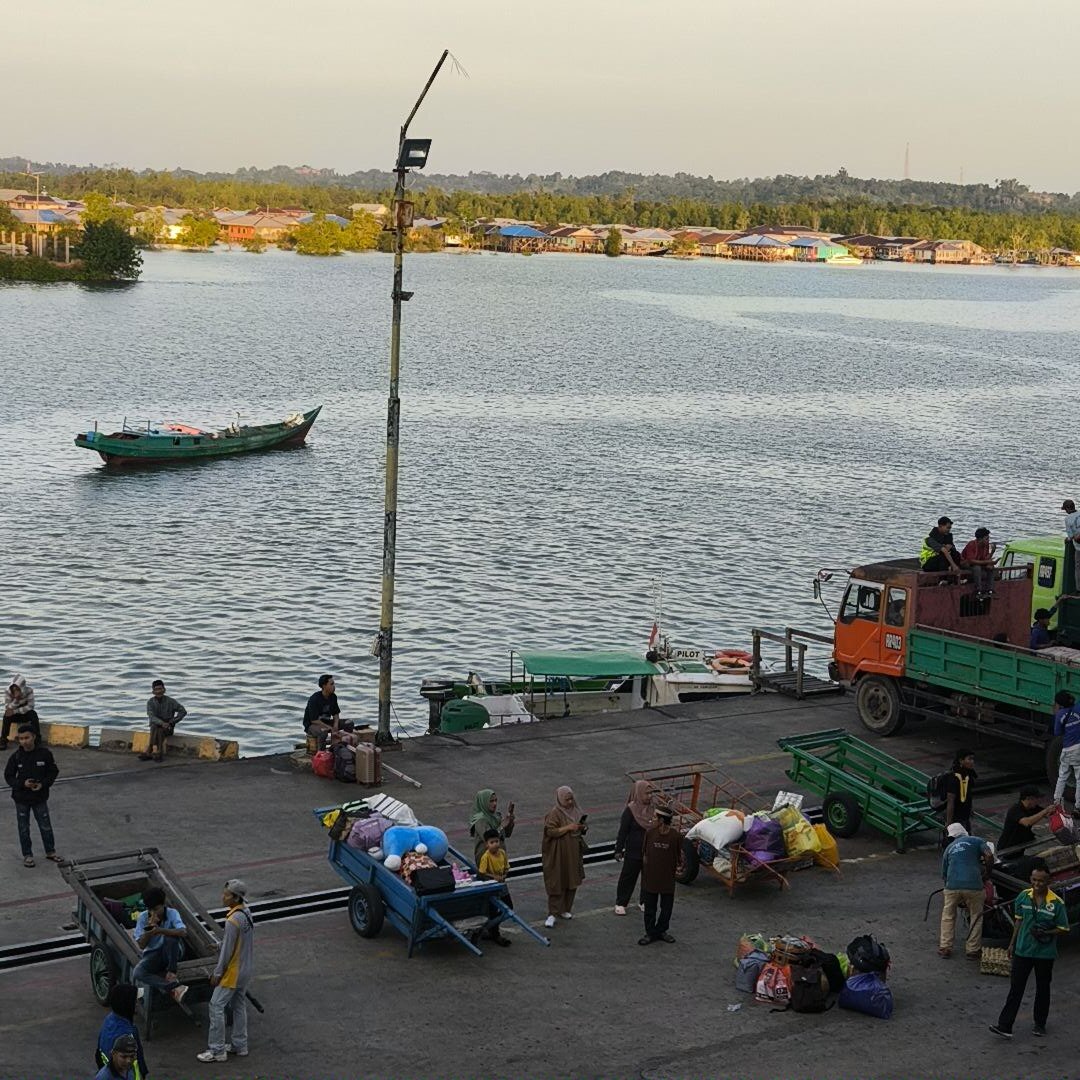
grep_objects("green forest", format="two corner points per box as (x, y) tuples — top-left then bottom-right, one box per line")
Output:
(6, 166), (1080, 251)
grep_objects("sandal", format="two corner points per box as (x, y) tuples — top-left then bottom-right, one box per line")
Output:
(45, 853), (62, 862)
(938, 947), (952, 958)
(23, 856), (35, 868)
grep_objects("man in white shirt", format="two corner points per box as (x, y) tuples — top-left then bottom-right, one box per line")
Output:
(1063, 500), (1080, 592)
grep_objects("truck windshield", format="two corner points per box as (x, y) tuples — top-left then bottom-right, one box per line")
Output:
(840, 582), (882, 623)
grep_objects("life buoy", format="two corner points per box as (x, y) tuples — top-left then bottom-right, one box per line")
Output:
(714, 649), (753, 663)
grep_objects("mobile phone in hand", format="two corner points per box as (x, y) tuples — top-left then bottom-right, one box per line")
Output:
(508, 802), (515, 815)
(579, 814), (588, 824)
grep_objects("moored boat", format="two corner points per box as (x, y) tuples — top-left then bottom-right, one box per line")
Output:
(74, 406), (322, 466)
(825, 254), (863, 266)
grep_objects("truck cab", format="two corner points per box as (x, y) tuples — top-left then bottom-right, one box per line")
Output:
(1000, 536), (1067, 628)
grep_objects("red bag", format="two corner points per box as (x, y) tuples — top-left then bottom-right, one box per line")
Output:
(754, 961), (792, 1004)
(312, 750), (335, 779)
(1050, 808), (1077, 845)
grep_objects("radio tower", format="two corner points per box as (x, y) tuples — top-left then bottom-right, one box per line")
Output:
(903, 142), (910, 180)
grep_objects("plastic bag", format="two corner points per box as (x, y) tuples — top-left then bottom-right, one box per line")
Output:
(783, 815), (822, 857)
(735, 950), (770, 993)
(755, 961), (792, 1004)
(839, 972), (893, 1019)
(1050, 808), (1077, 846)
(735, 932), (770, 966)
(813, 823), (840, 868)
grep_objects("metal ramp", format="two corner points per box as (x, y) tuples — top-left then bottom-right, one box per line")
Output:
(752, 627), (843, 699)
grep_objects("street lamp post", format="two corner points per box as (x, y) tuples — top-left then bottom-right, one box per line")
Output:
(375, 49), (450, 746)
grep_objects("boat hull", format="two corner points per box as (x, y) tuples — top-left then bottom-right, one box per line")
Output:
(74, 406), (321, 466)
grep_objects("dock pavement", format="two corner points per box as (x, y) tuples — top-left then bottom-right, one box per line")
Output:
(2, 691), (1074, 1080)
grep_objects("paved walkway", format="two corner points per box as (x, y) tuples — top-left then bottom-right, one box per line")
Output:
(3, 692), (1073, 1078)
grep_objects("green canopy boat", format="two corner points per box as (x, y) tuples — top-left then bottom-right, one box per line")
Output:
(74, 406), (322, 466)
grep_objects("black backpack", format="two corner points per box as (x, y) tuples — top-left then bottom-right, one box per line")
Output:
(807, 947), (846, 994)
(847, 934), (890, 974)
(332, 744), (356, 783)
(789, 957), (831, 1013)
(926, 771), (950, 807)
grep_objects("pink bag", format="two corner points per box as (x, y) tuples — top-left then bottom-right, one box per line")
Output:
(346, 813), (393, 851)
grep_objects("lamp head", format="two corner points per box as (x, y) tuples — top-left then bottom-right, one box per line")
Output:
(397, 138), (432, 170)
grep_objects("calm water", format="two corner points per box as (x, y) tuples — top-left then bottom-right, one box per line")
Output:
(3, 250), (1079, 752)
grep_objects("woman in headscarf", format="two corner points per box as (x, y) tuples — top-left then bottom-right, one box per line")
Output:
(541, 785), (586, 929)
(468, 788), (515, 867)
(2, 674), (38, 750)
(96, 984), (149, 1080)
(613, 780), (654, 916)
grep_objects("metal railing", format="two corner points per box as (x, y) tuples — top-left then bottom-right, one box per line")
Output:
(751, 626), (835, 698)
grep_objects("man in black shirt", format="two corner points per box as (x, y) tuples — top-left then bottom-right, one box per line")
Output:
(920, 516), (962, 574)
(997, 788), (1054, 854)
(304, 674), (343, 750)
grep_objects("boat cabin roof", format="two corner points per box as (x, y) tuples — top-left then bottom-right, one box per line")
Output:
(518, 650), (658, 677)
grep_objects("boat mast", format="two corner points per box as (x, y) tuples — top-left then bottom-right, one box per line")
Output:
(375, 50), (450, 746)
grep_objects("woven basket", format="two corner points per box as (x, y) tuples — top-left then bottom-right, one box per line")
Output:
(980, 947), (1011, 977)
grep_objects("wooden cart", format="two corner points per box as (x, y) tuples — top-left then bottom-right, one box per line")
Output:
(626, 762), (821, 897)
(59, 848), (223, 1037)
(315, 807), (550, 957)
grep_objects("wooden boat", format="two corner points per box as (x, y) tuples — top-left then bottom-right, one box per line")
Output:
(74, 406), (322, 466)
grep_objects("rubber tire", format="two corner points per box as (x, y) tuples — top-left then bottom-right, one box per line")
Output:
(855, 676), (905, 735)
(89, 942), (116, 1006)
(675, 837), (700, 885)
(1045, 736), (1076, 801)
(823, 791), (863, 838)
(347, 883), (385, 938)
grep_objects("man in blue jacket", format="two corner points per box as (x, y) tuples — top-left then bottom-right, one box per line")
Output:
(1052, 690), (1080, 813)
(939, 822), (993, 959)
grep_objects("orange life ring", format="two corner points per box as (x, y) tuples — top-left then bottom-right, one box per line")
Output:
(714, 649), (753, 663)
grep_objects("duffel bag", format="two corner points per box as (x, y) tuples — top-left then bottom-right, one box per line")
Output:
(838, 972), (893, 1019)
(346, 812), (393, 851)
(735, 949), (770, 993)
(412, 865), (455, 895)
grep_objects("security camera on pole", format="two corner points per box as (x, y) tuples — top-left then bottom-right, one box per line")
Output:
(373, 50), (450, 747)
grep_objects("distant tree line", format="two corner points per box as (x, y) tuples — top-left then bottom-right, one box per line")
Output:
(6, 167), (1080, 250)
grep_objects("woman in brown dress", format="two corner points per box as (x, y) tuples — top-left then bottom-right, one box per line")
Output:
(542, 785), (586, 928)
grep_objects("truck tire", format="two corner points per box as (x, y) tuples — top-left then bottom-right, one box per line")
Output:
(89, 942), (117, 1006)
(823, 792), (862, 838)
(856, 676), (905, 735)
(348, 883), (385, 938)
(675, 837), (700, 885)
(1045, 736), (1076, 801)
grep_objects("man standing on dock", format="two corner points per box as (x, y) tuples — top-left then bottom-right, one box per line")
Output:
(4, 724), (59, 868)
(141, 680), (186, 762)
(939, 822), (992, 959)
(198, 879), (255, 1064)
(639, 806), (683, 946)
(1062, 500), (1080, 592)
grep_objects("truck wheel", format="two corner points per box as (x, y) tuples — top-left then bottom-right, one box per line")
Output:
(348, 883), (385, 938)
(89, 942), (116, 1006)
(856, 676), (905, 735)
(823, 792), (862, 838)
(675, 838), (700, 885)
(1045, 736), (1075, 801)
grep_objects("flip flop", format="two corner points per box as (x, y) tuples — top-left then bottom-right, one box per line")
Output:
(45, 853), (62, 862)
(23, 856), (35, 868)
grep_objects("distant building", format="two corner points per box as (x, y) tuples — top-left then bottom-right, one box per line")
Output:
(351, 202), (389, 220)
(909, 239), (990, 264)
(546, 225), (603, 253)
(0, 188), (30, 204)
(788, 236), (850, 261)
(834, 234), (922, 260)
(698, 231), (742, 257)
(485, 223), (550, 253)
(622, 228), (673, 255)
(728, 234), (792, 261)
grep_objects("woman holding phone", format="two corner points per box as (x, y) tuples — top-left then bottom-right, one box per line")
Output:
(542, 785), (587, 929)
(468, 788), (516, 867)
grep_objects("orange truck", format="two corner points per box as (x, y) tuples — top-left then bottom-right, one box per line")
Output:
(830, 558), (1080, 785)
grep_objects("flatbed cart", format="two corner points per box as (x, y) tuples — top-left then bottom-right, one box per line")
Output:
(626, 763), (823, 897)
(777, 728), (999, 852)
(314, 807), (550, 956)
(59, 848), (226, 1038)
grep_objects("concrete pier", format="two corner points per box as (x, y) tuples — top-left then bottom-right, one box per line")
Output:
(2, 691), (1074, 1079)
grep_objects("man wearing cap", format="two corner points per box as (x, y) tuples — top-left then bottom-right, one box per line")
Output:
(198, 879), (255, 1064)
(94, 1033), (139, 1080)
(920, 517), (962, 574)
(961, 527), (998, 600)
(638, 806), (683, 946)
(1030, 607), (1059, 651)
(1063, 500), (1080, 592)
(939, 823), (993, 959)
(998, 788), (1055, 854)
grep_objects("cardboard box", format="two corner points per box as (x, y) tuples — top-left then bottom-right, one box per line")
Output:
(356, 743), (382, 786)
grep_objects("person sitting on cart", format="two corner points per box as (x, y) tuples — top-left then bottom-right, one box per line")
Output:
(95, 1033), (140, 1080)
(477, 829), (512, 947)
(96, 985), (149, 1080)
(998, 787), (1055, 855)
(131, 887), (188, 1006)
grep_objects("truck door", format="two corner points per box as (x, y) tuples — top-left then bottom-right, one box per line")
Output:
(834, 580), (884, 676)
(881, 586), (908, 667)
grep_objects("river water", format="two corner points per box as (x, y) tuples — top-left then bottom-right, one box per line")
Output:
(3, 250), (1079, 752)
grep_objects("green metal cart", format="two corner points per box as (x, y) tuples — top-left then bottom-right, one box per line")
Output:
(777, 728), (998, 851)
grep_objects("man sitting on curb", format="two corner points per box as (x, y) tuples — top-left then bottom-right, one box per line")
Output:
(304, 674), (352, 751)
(140, 680), (186, 762)
(131, 887), (189, 1006)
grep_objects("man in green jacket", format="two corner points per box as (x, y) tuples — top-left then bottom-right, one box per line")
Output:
(989, 863), (1069, 1039)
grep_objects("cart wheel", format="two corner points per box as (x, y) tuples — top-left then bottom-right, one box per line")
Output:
(823, 792), (862, 838)
(1046, 736), (1076, 800)
(348, 883), (385, 938)
(675, 838), (700, 885)
(855, 676), (904, 735)
(89, 942), (117, 1006)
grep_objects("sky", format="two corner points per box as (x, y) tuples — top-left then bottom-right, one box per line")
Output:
(8, 0), (1080, 192)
